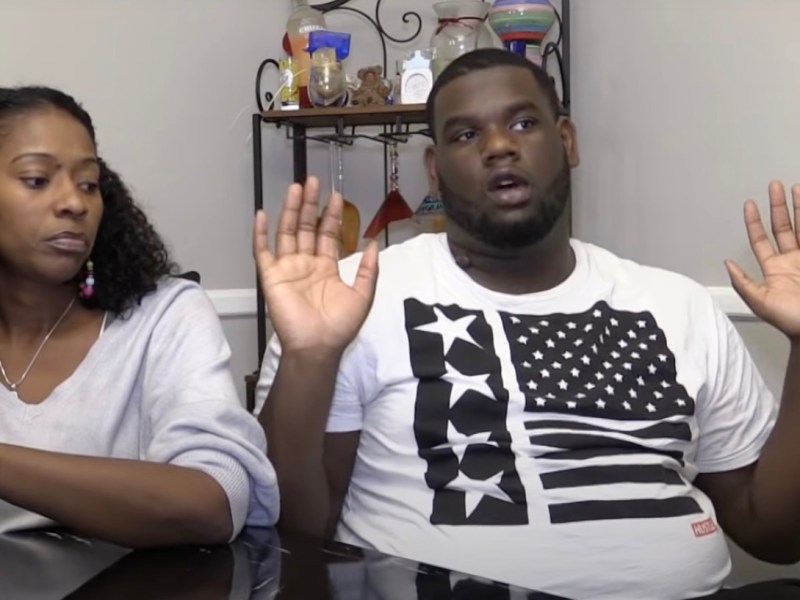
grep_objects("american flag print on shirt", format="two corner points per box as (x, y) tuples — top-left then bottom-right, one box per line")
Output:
(406, 299), (528, 526)
(405, 298), (704, 527)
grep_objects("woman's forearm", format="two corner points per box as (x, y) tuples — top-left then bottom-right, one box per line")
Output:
(0, 443), (232, 548)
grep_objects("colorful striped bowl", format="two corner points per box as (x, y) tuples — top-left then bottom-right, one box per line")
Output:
(488, 0), (556, 59)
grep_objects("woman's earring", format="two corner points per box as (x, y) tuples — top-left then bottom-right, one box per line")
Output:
(79, 260), (95, 299)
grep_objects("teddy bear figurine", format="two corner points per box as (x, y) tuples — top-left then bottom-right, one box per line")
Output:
(351, 66), (392, 106)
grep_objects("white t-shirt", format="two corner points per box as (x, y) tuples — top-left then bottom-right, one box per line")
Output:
(0, 278), (279, 539)
(257, 234), (777, 600)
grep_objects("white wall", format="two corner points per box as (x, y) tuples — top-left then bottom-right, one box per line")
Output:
(571, 0), (800, 286)
(2, 0), (798, 584)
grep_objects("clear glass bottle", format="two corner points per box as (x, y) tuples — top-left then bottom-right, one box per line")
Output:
(286, 0), (327, 105)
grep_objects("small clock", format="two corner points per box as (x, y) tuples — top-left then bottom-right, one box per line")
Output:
(400, 50), (434, 104)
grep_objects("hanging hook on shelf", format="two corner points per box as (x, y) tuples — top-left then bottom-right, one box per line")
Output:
(283, 126), (429, 146)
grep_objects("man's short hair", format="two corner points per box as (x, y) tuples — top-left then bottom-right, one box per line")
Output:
(426, 48), (564, 140)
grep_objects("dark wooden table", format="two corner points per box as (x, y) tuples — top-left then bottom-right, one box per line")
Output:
(0, 527), (567, 599)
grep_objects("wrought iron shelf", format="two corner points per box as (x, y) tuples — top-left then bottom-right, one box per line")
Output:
(247, 0), (571, 403)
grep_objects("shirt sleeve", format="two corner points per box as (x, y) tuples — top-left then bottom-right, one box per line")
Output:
(255, 332), (374, 433)
(694, 302), (779, 473)
(141, 282), (279, 539)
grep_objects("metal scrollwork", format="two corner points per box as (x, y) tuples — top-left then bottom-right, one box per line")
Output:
(542, 3), (570, 113)
(311, 0), (423, 74)
(313, 0), (568, 111)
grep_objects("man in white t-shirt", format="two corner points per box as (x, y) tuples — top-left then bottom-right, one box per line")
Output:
(253, 49), (800, 599)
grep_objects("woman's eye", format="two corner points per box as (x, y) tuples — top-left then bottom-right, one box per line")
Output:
(79, 181), (100, 193)
(20, 176), (48, 189)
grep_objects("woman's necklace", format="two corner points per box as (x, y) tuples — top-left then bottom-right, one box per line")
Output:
(0, 297), (76, 395)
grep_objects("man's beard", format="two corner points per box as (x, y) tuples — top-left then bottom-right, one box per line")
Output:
(440, 158), (571, 250)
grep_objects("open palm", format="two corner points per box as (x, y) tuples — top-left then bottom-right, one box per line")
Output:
(727, 181), (800, 340)
(253, 177), (379, 353)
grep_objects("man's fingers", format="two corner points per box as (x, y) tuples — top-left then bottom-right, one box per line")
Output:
(725, 259), (764, 315)
(744, 200), (776, 268)
(276, 183), (304, 258)
(297, 177), (322, 255)
(253, 210), (275, 276)
(353, 240), (380, 304)
(317, 191), (344, 259)
(768, 181), (798, 254)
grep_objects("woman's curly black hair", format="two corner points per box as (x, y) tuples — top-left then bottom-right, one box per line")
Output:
(0, 86), (177, 316)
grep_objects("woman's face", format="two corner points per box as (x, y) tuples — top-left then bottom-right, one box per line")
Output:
(0, 108), (102, 286)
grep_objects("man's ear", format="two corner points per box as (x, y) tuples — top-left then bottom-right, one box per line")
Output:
(557, 116), (580, 168)
(424, 144), (440, 194)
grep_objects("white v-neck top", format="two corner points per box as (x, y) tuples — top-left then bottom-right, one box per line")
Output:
(0, 278), (278, 538)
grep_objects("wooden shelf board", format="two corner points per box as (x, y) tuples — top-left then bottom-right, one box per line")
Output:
(260, 103), (428, 129)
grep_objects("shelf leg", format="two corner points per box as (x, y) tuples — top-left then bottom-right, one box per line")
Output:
(293, 124), (308, 182)
(253, 113), (268, 368)
(563, 0), (571, 113)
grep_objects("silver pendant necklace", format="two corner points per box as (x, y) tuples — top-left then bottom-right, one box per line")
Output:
(0, 297), (76, 394)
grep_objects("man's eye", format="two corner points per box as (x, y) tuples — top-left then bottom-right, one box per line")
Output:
(512, 118), (538, 131)
(454, 130), (478, 143)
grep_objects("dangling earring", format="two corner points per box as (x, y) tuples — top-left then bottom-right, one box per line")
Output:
(79, 260), (95, 299)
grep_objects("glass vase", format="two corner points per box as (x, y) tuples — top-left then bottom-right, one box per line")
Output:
(430, 1), (499, 80)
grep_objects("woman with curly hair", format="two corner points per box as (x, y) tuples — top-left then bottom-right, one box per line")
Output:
(0, 86), (278, 547)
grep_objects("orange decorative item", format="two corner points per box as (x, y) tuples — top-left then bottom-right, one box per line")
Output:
(414, 193), (447, 233)
(363, 143), (414, 244)
(341, 200), (361, 255)
(328, 142), (361, 256)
